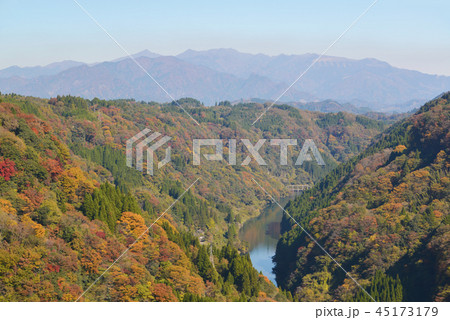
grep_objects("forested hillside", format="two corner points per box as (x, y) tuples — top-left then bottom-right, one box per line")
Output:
(0, 93), (387, 301)
(0, 94), (386, 245)
(274, 93), (450, 302)
(0, 95), (289, 301)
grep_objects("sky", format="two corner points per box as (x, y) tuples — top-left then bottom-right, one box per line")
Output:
(1, 0), (449, 75)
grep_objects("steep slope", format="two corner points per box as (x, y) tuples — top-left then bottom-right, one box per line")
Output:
(0, 92), (389, 302)
(0, 96), (293, 302)
(273, 93), (450, 301)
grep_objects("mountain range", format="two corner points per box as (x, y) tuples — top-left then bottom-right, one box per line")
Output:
(1, 49), (450, 112)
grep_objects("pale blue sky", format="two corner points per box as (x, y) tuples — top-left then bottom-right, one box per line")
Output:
(1, 0), (449, 75)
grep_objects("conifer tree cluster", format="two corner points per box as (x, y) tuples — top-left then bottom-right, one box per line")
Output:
(353, 271), (403, 302)
(82, 183), (141, 230)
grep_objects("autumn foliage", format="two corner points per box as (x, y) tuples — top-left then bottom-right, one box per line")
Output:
(0, 157), (15, 181)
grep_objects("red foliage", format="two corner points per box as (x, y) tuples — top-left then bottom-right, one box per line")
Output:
(42, 158), (63, 180)
(46, 263), (60, 273)
(95, 231), (106, 239)
(23, 188), (44, 211)
(0, 158), (16, 181)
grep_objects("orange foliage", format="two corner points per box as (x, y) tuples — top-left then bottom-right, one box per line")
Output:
(117, 212), (149, 253)
(152, 283), (178, 302)
(168, 265), (205, 295)
(80, 248), (102, 274)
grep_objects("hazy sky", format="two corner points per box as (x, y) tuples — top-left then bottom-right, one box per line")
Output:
(1, 0), (449, 75)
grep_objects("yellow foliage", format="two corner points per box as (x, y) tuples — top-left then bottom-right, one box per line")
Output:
(412, 169), (430, 178)
(258, 291), (267, 298)
(394, 145), (407, 153)
(61, 294), (75, 302)
(59, 166), (95, 201)
(393, 183), (407, 195)
(21, 215), (45, 238)
(117, 211), (149, 253)
(0, 199), (16, 215)
(117, 211), (147, 239)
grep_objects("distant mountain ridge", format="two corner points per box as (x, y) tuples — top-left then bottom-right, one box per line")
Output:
(0, 60), (85, 78)
(112, 49), (161, 62)
(1, 48), (449, 111)
(0, 56), (311, 104)
(176, 49), (450, 108)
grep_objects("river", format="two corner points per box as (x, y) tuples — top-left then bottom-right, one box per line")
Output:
(239, 198), (290, 285)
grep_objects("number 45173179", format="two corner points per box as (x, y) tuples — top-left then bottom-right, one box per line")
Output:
(375, 306), (438, 317)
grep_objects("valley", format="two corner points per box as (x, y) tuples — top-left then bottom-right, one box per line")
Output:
(239, 198), (291, 285)
(2, 0), (449, 311)
(0, 91), (448, 301)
